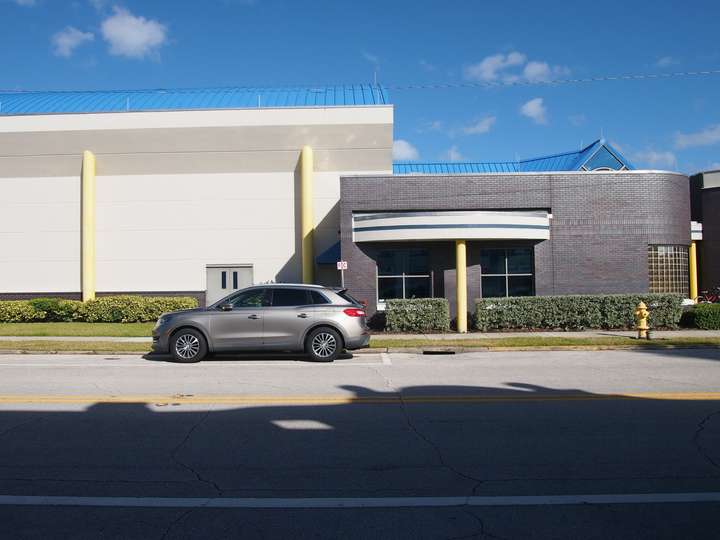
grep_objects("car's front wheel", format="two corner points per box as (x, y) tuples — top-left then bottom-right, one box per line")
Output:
(170, 328), (207, 363)
(306, 327), (341, 362)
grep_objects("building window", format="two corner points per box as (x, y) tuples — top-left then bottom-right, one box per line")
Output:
(648, 245), (689, 296)
(377, 249), (433, 301)
(581, 145), (626, 171)
(480, 248), (534, 297)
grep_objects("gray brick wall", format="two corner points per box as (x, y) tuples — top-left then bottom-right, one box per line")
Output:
(699, 187), (720, 290)
(340, 171), (690, 315)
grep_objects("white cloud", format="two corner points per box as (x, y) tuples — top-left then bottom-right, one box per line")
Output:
(569, 113), (586, 126)
(101, 6), (168, 59)
(656, 56), (679, 67)
(52, 26), (94, 58)
(523, 61), (551, 81)
(362, 51), (379, 65)
(523, 61), (570, 82)
(465, 51), (569, 84)
(392, 139), (419, 161)
(675, 124), (720, 149)
(13, 0), (36, 6)
(444, 145), (463, 161)
(631, 149), (677, 169)
(520, 97), (547, 124)
(417, 120), (443, 133)
(464, 51), (526, 82)
(463, 115), (496, 135)
(419, 59), (436, 72)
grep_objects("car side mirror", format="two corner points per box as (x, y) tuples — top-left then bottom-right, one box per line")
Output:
(219, 303), (233, 312)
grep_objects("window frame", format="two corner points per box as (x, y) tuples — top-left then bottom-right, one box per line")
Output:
(480, 247), (535, 298)
(375, 249), (434, 308)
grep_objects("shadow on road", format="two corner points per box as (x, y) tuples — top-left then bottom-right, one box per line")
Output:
(0, 382), (718, 538)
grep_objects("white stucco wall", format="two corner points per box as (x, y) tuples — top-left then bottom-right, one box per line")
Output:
(0, 176), (80, 292)
(0, 105), (393, 295)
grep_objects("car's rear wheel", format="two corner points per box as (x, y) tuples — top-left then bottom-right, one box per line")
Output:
(306, 327), (341, 362)
(170, 328), (207, 363)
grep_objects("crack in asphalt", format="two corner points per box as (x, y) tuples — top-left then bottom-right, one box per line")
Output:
(693, 409), (720, 470)
(170, 408), (223, 495)
(447, 508), (511, 540)
(159, 506), (199, 540)
(369, 366), (485, 496)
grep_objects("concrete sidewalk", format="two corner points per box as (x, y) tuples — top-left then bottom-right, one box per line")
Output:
(2, 329), (720, 343)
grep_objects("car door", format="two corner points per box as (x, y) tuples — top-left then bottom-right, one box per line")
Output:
(210, 288), (269, 350)
(262, 288), (316, 350)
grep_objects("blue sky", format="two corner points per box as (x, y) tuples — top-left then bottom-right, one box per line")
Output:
(2, 0), (720, 173)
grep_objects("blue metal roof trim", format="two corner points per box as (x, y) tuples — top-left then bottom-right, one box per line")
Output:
(393, 161), (518, 175)
(395, 140), (634, 175)
(0, 84), (390, 115)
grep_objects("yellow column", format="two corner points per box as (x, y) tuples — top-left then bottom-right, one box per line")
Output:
(455, 240), (467, 333)
(689, 240), (698, 301)
(81, 150), (96, 302)
(300, 145), (314, 284)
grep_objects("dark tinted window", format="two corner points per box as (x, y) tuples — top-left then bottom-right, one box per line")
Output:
(229, 289), (268, 308)
(272, 288), (310, 307)
(310, 290), (330, 305)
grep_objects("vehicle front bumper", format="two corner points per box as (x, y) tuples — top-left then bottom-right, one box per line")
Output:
(151, 327), (171, 353)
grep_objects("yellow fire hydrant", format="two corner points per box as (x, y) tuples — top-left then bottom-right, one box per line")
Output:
(634, 301), (650, 340)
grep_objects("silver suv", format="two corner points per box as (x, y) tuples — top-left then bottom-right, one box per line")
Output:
(152, 284), (370, 363)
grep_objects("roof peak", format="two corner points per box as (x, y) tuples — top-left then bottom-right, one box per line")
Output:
(393, 139), (633, 174)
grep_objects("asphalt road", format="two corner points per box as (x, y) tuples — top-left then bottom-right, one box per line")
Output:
(0, 349), (719, 539)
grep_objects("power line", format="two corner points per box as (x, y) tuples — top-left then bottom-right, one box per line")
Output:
(385, 69), (720, 91)
(1, 69), (719, 95)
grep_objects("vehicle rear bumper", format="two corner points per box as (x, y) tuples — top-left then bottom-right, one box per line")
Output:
(345, 333), (370, 350)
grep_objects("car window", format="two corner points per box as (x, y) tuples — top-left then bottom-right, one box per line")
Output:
(230, 289), (268, 308)
(310, 290), (330, 305)
(271, 288), (310, 307)
(337, 290), (362, 305)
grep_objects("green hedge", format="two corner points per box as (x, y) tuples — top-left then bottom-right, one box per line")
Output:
(474, 293), (683, 331)
(385, 298), (451, 332)
(0, 296), (198, 323)
(28, 298), (83, 322)
(691, 303), (720, 329)
(0, 301), (47, 323)
(78, 296), (198, 323)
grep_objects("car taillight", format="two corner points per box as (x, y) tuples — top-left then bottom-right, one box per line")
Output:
(343, 308), (366, 317)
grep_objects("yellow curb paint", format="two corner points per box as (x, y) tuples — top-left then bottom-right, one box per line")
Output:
(0, 392), (718, 405)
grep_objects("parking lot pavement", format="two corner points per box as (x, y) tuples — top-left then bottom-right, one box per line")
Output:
(0, 349), (719, 538)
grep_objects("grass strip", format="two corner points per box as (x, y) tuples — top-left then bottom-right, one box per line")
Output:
(0, 336), (719, 355)
(0, 322), (155, 337)
(369, 336), (720, 348)
(0, 340), (151, 354)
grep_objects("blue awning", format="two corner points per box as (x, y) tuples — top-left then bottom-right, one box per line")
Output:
(316, 242), (340, 264)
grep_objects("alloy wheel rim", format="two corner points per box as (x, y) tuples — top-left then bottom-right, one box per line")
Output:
(311, 332), (336, 358)
(175, 334), (200, 359)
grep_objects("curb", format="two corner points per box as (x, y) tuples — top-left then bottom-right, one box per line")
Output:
(1, 344), (719, 356)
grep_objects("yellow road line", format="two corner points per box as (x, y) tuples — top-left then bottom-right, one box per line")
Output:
(0, 392), (718, 405)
